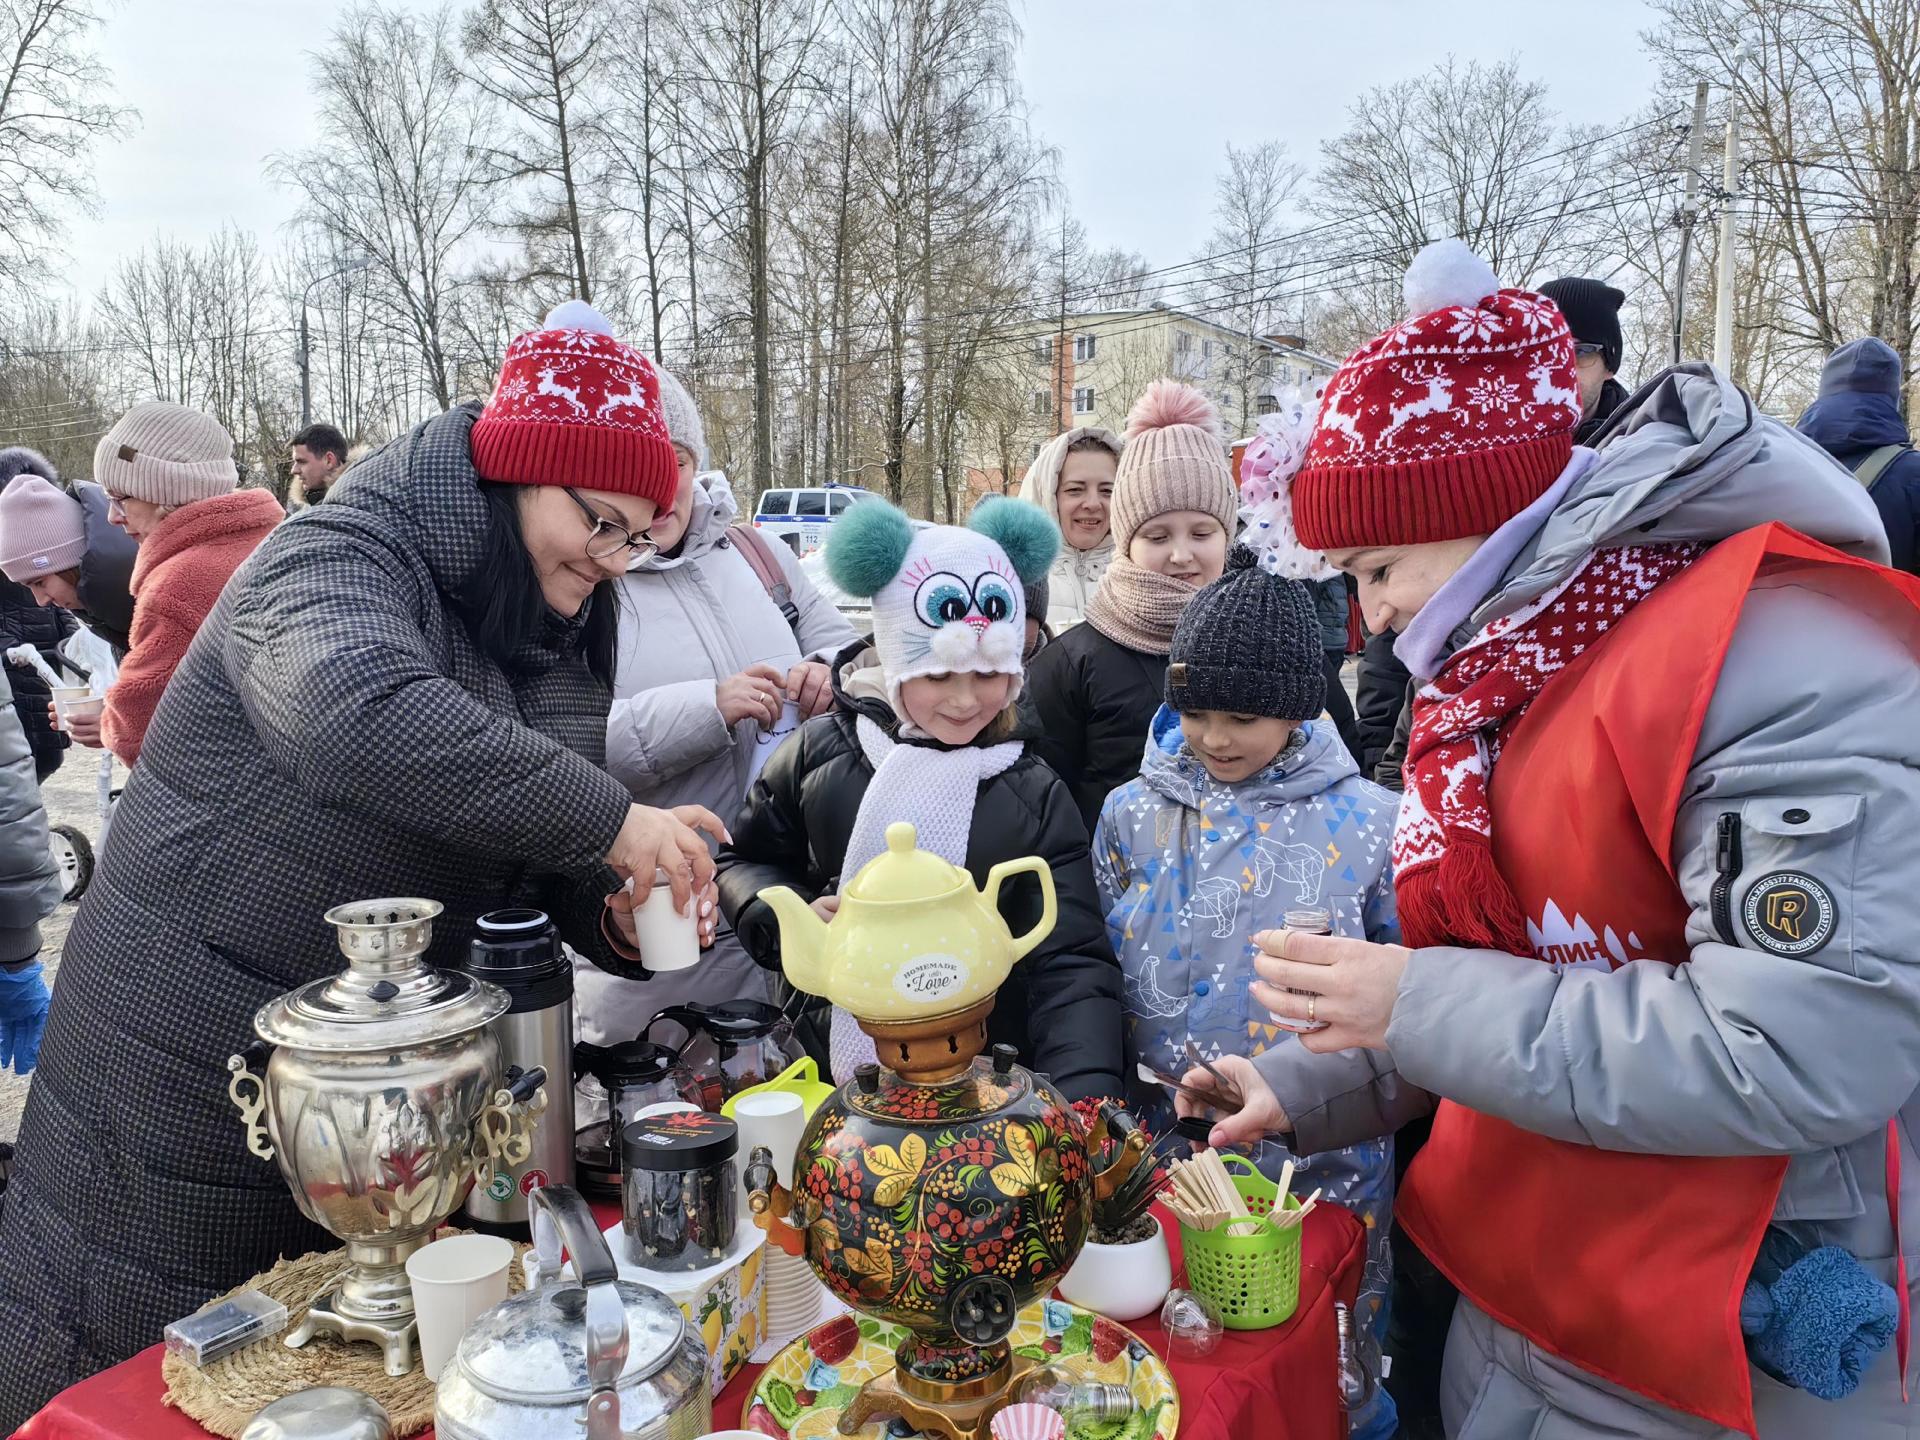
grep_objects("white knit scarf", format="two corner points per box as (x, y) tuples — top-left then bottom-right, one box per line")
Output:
(827, 713), (1023, 1081)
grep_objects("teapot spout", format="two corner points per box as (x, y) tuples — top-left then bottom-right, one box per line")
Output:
(760, 886), (830, 997)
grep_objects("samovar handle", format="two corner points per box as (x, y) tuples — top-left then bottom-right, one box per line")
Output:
(469, 1066), (548, 1185)
(225, 1040), (274, 1161)
(529, 1186), (627, 1440)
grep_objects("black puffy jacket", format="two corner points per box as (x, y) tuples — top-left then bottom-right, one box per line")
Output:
(716, 646), (1126, 1103)
(0, 579), (76, 774)
(1024, 621), (1164, 833)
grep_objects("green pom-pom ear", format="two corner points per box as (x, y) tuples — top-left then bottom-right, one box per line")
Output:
(969, 495), (1059, 584)
(825, 497), (915, 598)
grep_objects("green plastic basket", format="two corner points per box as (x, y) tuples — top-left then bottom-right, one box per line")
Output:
(1177, 1152), (1303, 1330)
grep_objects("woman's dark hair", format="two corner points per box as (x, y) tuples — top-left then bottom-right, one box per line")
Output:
(466, 481), (618, 686)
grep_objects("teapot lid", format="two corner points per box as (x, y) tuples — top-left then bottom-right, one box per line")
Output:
(841, 822), (967, 903)
(453, 1278), (685, 1402)
(255, 898), (507, 1050)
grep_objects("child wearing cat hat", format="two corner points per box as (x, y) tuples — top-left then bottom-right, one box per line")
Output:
(716, 496), (1125, 1101)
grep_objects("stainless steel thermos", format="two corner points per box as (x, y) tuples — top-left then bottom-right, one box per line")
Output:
(461, 908), (575, 1231)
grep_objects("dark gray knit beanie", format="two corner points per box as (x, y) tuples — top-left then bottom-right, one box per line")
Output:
(1023, 574), (1050, 623)
(1166, 545), (1326, 720)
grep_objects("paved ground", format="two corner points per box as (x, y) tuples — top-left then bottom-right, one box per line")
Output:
(1, 745), (119, 1143)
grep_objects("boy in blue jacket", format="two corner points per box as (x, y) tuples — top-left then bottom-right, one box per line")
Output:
(1093, 546), (1400, 1439)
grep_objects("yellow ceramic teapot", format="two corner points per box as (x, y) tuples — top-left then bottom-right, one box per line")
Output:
(758, 821), (1056, 1022)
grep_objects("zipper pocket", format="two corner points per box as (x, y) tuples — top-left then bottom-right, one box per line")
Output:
(1711, 812), (1743, 945)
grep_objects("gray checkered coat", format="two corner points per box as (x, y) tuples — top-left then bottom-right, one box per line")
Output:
(0, 406), (635, 1426)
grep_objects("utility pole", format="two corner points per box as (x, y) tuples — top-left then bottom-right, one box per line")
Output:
(1671, 81), (1711, 365)
(1713, 45), (1754, 374)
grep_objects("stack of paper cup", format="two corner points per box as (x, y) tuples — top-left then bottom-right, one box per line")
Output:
(49, 686), (102, 731)
(762, 1246), (829, 1342)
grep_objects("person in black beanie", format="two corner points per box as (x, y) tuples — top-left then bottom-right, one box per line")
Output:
(1092, 543), (1404, 1439)
(1539, 277), (1630, 445)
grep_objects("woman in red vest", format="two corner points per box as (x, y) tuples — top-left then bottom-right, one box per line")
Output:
(1185, 240), (1920, 1438)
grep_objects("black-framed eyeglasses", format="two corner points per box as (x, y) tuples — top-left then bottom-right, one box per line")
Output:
(565, 488), (657, 568)
(1573, 342), (1606, 360)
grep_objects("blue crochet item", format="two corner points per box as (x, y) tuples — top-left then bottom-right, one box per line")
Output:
(0, 961), (50, 1075)
(1740, 1228), (1899, 1401)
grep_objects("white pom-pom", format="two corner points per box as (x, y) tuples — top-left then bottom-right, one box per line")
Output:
(542, 299), (615, 336)
(1403, 239), (1500, 318)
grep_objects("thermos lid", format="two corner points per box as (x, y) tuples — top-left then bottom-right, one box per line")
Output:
(464, 913), (568, 1006)
(621, 1112), (738, 1172)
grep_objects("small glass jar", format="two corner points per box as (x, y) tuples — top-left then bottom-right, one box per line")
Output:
(621, 1111), (738, 1272)
(1269, 907), (1331, 1034)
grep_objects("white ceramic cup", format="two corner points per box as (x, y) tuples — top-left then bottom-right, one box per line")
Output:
(405, 1233), (514, 1381)
(629, 869), (700, 972)
(48, 686), (92, 731)
(733, 1090), (806, 1192)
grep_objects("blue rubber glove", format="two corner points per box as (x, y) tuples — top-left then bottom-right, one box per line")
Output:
(0, 961), (50, 1075)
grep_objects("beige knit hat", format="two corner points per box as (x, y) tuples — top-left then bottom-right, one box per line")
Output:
(1109, 380), (1237, 551)
(93, 401), (237, 507)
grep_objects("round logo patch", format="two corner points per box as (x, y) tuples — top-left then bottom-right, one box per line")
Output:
(1741, 872), (1836, 956)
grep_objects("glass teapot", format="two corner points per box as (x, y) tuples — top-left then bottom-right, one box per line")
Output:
(640, 1001), (805, 1112)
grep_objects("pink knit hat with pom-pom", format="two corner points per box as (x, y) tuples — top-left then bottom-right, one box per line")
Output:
(1109, 379), (1238, 551)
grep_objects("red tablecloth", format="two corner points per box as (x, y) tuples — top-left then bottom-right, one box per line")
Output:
(19, 1201), (1363, 1440)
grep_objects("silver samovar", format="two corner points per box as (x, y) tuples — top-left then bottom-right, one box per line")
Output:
(226, 898), (546, 1375)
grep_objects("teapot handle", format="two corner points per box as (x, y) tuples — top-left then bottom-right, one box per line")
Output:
(983, 856), (1057, 962)
(530, 1186), (627, 1440)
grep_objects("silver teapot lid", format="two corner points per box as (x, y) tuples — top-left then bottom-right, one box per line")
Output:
(254, 898), (507, 1051)
(242, 1387), (392, 1440)
(453, 1278), (685, 1402)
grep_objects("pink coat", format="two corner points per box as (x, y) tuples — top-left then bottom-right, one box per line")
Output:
(102, 488), (283, 766)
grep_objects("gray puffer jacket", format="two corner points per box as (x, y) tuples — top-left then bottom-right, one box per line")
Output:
(583, 472), (855, 1040)
(0, 405), (639, 1429)
(0, 669), (61, 964)
(1253, 365), (1920, 1437)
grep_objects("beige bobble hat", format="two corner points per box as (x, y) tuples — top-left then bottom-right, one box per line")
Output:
(93, 401), (238, 507)
(1109, 379), (1238, 550)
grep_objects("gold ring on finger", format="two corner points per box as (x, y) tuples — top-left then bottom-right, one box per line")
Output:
(1306, 993), (1317, 1025)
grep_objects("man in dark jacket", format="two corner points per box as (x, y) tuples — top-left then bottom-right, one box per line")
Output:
(1539, 278), (1630, 446)
(1797, 337), (1920, 576)
(1310, 576), (1361, 758)
(718, 640), (1126, 1104)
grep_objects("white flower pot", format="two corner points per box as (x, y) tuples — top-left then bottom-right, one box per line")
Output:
(1056, 1215), (1173, 1321)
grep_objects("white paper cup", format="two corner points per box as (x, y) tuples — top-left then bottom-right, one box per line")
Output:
(405, 1233), (513, 1381)
(734, 1091), (806, 1201)
(49, 686), (92, 730)
(630, 870), (700, 972)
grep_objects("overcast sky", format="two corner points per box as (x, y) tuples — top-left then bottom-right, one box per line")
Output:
(65, 0), (1663, 304)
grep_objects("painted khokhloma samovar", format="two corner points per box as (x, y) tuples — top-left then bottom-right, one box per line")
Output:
(226, 898), (546, 1375)
(746, 824), (1147, 1440)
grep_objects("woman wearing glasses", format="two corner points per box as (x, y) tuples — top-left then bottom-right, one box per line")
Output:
(581, 364), (855, 1039)
(0, 303), (727, 1425)
(73, 403), (286, 768)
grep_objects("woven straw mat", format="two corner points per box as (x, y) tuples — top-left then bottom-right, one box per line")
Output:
(161, 1230), (528, 1438)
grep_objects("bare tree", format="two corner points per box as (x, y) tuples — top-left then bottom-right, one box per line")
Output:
(0, 296), (118, 474)
(1310, 57), (1608, 337)
(1647, 0), (1920, 414)
(0, 0), (133, 310)
(1199, 141), (1305, 432)
(272, 3), (491, 411)
(666, 0), (827, 497)
(462, 0), (606, 305)
(596, 2), (682, 359)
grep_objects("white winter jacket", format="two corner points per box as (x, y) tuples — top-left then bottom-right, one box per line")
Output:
(584, 473), (857, 1039)
(1019, 425), (1120, 630)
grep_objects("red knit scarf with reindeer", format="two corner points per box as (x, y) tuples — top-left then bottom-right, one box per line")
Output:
(1392, 542), (1704, 953)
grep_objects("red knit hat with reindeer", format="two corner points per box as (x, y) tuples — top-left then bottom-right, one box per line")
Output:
(470, 299), (678, 505)
(1292, 240), (1581, 550)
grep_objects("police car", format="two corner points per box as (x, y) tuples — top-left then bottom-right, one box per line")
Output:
(751, 484), (876, 555)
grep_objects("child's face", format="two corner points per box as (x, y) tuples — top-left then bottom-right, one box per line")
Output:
(899, 670), (1015, 745)
(1128, 510), (1229, 586)
(1180, 710), (1299, 784)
